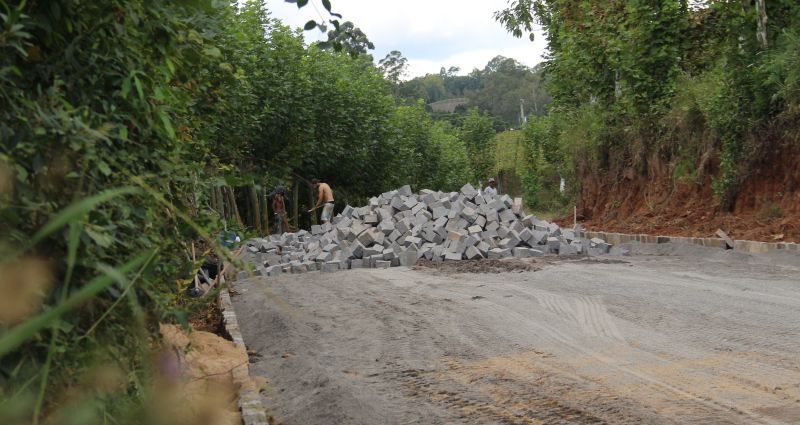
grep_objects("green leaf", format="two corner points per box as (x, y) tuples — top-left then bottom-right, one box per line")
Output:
(133, 75), (145, 102)
(297, 0), (308, 7)
(303, 20), (317, 31)
(203, 47), (222, 58)
(322, 0), (331, 12)
(26, 187), (140, 250)
(159, 110), (176, 139)
(97, 161), (112, 176)
(121, 77), (131, 99)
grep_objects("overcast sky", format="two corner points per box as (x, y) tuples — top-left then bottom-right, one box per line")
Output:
(266, 0), (547, 78)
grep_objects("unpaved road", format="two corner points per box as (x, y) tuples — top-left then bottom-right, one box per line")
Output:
(232, 245), (800, 424)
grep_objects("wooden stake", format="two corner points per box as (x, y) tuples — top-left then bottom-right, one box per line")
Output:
(226, 186), (243, 227)
(250, 183), (262, 234)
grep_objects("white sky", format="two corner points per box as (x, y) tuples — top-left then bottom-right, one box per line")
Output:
(266, 0), (547, 78)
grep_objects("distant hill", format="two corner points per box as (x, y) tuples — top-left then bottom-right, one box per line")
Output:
(429, 98), (468, 113)
(397, 56), (550, 126)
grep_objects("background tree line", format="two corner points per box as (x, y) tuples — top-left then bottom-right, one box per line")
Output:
(384, 53), (551, 128)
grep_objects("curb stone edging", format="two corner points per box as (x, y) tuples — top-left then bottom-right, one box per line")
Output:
(577, 230), (798, 254)
(218, 287), (269, 425)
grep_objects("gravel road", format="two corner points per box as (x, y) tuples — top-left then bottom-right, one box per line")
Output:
(232, 244), (800, 424)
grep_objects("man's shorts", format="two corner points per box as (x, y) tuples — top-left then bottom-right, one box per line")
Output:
(321, 202), (335, 223)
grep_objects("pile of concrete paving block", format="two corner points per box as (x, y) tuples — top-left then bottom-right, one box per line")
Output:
(243, 184), (611, 277)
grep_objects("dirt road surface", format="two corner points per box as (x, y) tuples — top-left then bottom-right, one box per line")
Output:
(232, 245), (800, 424)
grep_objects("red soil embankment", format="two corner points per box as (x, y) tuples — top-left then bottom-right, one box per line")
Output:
(570, 145), (800, 243)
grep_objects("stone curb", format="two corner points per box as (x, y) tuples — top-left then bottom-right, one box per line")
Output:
(576, 230), (798, 254)
(218, 288), (269, 425)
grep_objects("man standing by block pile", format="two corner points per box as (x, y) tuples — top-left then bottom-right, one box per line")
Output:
(483, 177), (498, 197)
(309, 178), (335, 224)
(269, 185), (288, 234)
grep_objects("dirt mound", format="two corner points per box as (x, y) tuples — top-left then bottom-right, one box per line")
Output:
(569, 146), (800, 243)
(153, 324), (248, 425)
(413, 258), (540, 274)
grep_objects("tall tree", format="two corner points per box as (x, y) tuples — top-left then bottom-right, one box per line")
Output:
(378, 50), (409, 85)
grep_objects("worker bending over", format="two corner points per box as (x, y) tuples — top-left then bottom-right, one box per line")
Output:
(309, 178), (335, 224)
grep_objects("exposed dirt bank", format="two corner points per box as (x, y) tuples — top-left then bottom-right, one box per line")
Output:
(572, 147), (800, 243)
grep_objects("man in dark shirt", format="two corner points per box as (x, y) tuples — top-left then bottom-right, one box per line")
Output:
(270, 186), (288, 234)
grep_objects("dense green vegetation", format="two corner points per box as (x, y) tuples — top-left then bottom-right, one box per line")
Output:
(0, 1), (495, 423)
(498, 0), (800, 211)
(388, 54), (550, 128)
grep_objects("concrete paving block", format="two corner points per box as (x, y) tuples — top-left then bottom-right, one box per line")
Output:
(350, 259), (364, 269)
(399, 249), (418, 267)
(499, 209), (517, 222)
(448, 229), (467, 241)
(290, 264), (307, 273)
(497, 226), (510, 238)
(321, 262), (339, 273)
(499, 232), (521, 249)
(558, 242), (578, 256)
(368, 254), (384, 268)
(468, 225), (483, 234)
(570, 240), (582, 254)
(465, 245), (484, 260)
(547, 237), (561, 252)
(402, 197), (419, 211)
(488, 248), (511, 259)
(397, 185), (412, 197)
(374, 260), (391, 269)
(609, 245), (631, 256)
(518, 228), (534, 243)
(460, 207), (478, 223)
(444, 251), (463, 261)
(476, 241), (491, 256)
(460, 183), (479, 199)
(481, 229), (499, 242)
(404, 236), (422, 246)
(512, 197), (523, 214)
(422, 192), (438, 205)
(377, 220), (395, 235)
(587, 246), (604, 256)
(363, 247), (383, 258)
(264, 254), (282, 267)
(521, 215), (536, 227)
(512, 247), (535, 258)
(714, 229), (735, 249)
(357, 229), (377, 246)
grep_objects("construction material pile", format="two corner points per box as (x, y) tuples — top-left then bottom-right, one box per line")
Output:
(244, 184), (611, 276)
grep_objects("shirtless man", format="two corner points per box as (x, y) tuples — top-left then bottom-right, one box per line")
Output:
(308, 178), (335, 224)
(269, 185), (288, 234)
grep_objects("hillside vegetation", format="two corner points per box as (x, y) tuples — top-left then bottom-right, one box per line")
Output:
(498, 0), (800, 241)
